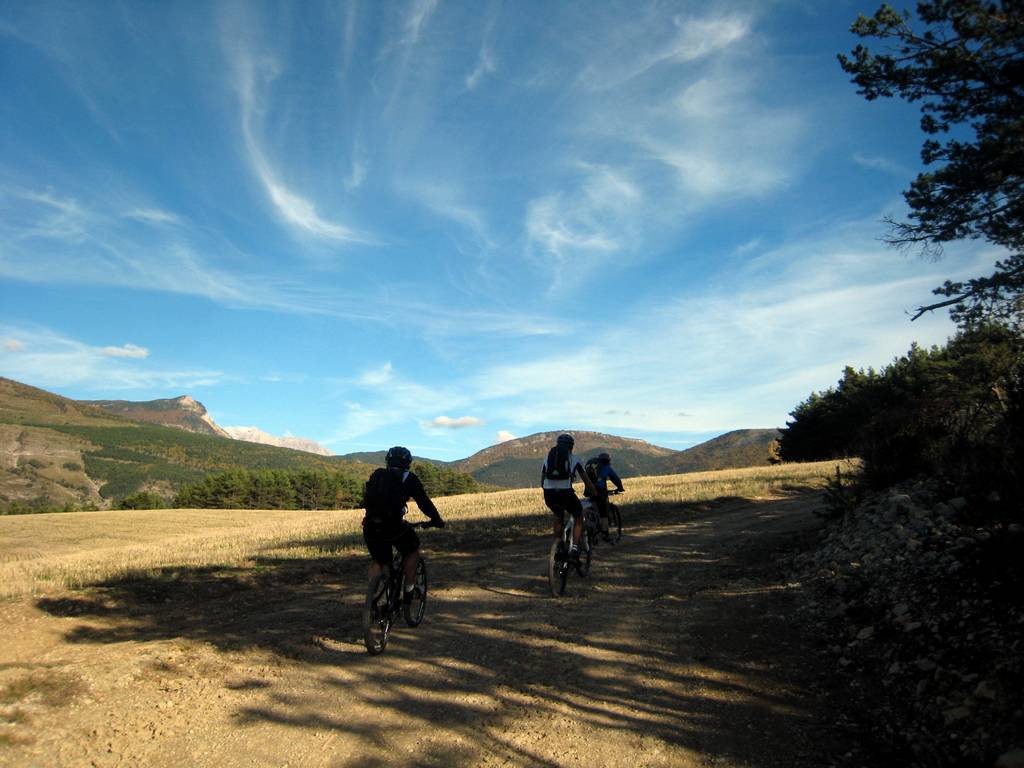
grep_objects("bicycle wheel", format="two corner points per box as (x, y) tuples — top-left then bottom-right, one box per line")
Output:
(548, 539), (568, 597)
(363, 574), (392, 655)
(403, 557), (427, 627)
(609, 502), (622, 542)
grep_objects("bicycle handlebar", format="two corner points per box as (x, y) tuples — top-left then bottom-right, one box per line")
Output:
(407, 520), (443, 530)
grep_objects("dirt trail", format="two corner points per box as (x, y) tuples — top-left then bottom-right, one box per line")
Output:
(1, 493), (869, 767)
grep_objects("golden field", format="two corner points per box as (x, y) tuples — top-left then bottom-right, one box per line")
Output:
(0, 461), (845, 599)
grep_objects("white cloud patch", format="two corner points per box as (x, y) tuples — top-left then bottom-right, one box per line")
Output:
(496, 430), (516, 443)
(423, 415), (483, 429)
(101, 344), (150, 359)
(3, 339), (26, 353)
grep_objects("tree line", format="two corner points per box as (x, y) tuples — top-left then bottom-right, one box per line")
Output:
(117, 462), (482, 511)
(777, 323), (1023, 506)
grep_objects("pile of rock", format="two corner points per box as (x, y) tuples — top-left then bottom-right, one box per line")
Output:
(793, 480), (1024, 766)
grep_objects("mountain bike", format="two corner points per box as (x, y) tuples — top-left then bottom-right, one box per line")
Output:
(363, 521), (433, 655)
(547, 504), (596, 597)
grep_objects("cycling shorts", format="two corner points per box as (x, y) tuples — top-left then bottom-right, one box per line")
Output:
(363, 520), (420, 565)
(544, 488), (583, 519)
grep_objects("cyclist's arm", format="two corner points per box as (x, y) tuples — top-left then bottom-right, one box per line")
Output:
(575, 461), (597, 497)
(609, 467), (624, 492)
(405, 473), (443, 525)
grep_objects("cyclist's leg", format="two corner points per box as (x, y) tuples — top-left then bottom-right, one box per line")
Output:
(394, 524), (422, 602)
(560, 491), (584, 549)
(363, 526), (393, 582)
(594, 488), (610, 533)
(543, 489), (568, 539)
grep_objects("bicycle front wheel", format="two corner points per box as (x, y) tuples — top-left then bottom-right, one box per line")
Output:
(363, 574), (391, 655)
(610, 502), (622, 542)
(548, 539), (568, 597)
(404, 557), (428, 627)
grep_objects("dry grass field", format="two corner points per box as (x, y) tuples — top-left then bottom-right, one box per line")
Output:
(0, 461), (846, 599)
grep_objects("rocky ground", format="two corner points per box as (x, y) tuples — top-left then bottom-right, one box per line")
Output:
(792, 480), (1024, 767)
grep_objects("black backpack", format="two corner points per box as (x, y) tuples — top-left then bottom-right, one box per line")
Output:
(584, 458), (601, 486)
(363, 467), (408, 524)
(544, 444), (573, 481)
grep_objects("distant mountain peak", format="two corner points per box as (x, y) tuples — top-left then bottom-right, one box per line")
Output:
(223, 426), (332, 456)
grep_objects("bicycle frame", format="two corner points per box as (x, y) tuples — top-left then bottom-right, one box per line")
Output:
(363, 521), (431, 655)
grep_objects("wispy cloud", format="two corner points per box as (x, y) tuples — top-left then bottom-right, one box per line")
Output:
(231, 42), (367, 243)
(3, 339), (25, 353)
(474, 215), (986, 434)
(359, 363), (394, 386)
(579, 12), (751, 90)
(465, 40), (496, 90)
(496, 430), (516, 443)
(422, 415), (484, 429)
(0, 325), (222, 391)
(524, 163), (640, 286)
(123, 207), (182, 225)
(400, 0), (439, 48)
(853, 152), (914, 177)
(101, 344), (150, 359)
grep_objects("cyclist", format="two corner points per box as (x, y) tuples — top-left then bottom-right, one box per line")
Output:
(587, 452), (625, 542)
(362, 446), (445, 604)
(541, 433), (596, 562)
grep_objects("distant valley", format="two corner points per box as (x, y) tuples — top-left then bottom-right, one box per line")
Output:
(0, 377), (780, 511)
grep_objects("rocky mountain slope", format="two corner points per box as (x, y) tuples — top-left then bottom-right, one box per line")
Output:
(81, 395), (231, 438)
(0, 378), (370, 512)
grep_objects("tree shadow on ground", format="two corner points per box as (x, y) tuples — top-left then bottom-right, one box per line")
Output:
(34, 493), (871, 766)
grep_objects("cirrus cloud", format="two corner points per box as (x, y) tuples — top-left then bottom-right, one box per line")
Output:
(101, 343), (150, 359)
(422, 415), (484, 430)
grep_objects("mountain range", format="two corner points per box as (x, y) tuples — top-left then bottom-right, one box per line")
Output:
(0, 377), (780, 510)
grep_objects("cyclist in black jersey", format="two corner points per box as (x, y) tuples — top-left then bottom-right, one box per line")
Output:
(362, 446), (445, 604)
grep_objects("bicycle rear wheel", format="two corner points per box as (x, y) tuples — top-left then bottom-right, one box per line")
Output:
(363, 574), (391, 655)
(548, 539), (568, 597)
(609, 502), (622, 542)
(403, 557), (427, 627)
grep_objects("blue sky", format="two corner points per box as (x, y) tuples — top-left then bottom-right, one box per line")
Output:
(0, 1), (996, 459)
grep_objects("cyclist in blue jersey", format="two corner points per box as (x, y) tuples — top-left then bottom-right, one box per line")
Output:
(588, 452), (625, 542)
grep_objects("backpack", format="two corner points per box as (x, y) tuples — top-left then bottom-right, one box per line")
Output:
(544, 444), (573, 481)
(584, 458), (601, 486)
(363, 467), (408, 524)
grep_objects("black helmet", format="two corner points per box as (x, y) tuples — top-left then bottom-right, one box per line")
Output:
(385, 446), (412, 469)
(597, 452), (611, 465)
(556, 433), (574, 448)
